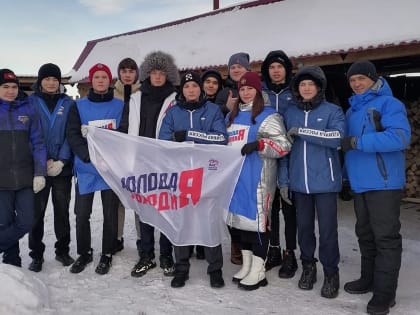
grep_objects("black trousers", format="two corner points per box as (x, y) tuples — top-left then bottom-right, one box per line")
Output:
(294, 192), (340, 275)
(174, 244), (223, 274)
(353, 190), (402, 299)
(230, 228), (269, 259)
(138, 220), (172, 257)
(29, 176), (72, 259)
(74, 186), (119, 256)
(270, 188), (297, 250)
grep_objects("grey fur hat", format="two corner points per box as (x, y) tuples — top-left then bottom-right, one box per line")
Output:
(139, 51), (180, 85)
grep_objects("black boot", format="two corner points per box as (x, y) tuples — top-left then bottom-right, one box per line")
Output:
(298, 261), (317, 290)
(112, 237), (124, 254)
(344, 256), (373, 294)
(321, 272), (340, 298)
(278, 249), (298, 278)
(171, 272), (189, 288)
(367, 295), (396, 315)
(344, 277), (373, 294)
(95, 254), (112, 275)
(265, 245), (282, 271)
(209, 270), (225, 288)
(28, 258), (44, 272)
(70, 251), (93, 274)
(55, 253), (75, 266)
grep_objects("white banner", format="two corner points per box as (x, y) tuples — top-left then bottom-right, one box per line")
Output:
(86, 126), (244, 247)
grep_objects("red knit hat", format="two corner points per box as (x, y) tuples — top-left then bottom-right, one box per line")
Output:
(89, 63), (112, 82)
(237, 72), (262, 93)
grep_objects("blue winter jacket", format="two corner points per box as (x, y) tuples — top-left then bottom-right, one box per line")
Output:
(344, 78), (411, 193)
(278, 65), (345, 194)
(262, 81), (293, 115)
(0, 98), (47, 189)
(158, 100), (228, 144)
(28, 93), (74, 163)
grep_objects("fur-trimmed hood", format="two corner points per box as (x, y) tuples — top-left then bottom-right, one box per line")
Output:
(139, 51), (180, 86)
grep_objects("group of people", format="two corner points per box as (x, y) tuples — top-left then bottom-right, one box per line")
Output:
(0, 48), (410, 315)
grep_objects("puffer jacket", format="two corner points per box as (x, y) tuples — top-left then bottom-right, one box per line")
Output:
(344, 77), (411, 193)
(0, 98), (46, 189)
(27, 92), (74, 176)
(159, 100), (228, 144)
(227, 104), (291, 233)
(279, 66), (345, 194)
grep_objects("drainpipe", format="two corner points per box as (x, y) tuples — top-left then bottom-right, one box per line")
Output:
(213, 0), (219, 10)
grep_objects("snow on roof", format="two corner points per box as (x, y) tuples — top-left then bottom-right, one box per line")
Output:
(70, 0), (420, 82)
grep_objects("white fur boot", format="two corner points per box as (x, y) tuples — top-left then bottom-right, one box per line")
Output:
(232, 250), (252, 283)
(239, 255), (268, 290)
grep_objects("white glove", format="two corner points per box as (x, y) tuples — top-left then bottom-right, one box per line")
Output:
(81, 125), (89, 138)
(47, 160), (64, 177)
(280, 186), (292, 205)
(33, 176), (46, 194)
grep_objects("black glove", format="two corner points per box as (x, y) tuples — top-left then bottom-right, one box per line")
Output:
(341, 136), (357, 152)
(241, 141), (260, 156)
(173, 130), (187, 142)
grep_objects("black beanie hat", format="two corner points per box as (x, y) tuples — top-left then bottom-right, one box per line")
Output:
(38, 63), (61, 84)
(347, 61), (378, 81)
(201, 69), (223, 90)
(0, 69), (19, 86)
(180, 71), (202, 90)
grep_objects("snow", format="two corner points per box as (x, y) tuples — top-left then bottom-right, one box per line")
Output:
(1, 185), (420, 315)
(70, 0), (420, 81)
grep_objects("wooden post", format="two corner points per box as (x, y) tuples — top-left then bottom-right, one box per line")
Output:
(213, 0), (219, 10)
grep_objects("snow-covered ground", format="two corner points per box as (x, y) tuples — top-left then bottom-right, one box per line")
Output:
(1, 184), (420, 315)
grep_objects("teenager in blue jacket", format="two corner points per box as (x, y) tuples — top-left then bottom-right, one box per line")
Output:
(159, 71), (227, 289)
(27, 63), (75, 272)
(279, 65), (345, 298)
(342, 61), (411, 315)
(261, 50), (298, 277)
(0, 69), (46, 267)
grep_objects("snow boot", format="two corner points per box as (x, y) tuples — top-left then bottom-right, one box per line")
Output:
(298, 261), (317, 290)
(238, 255), (268, 290)
(95, 254), (112, 275)
(367, 295), (396, 315)
(131, 252), (156, 277)
(171, 272), (189, 288)
(209, 270), (225, 288)
(28, 258), (44, 272)
(230, 241), (242, 265)
(232, 250), (252, 283)
(70, 251), (93, 274)
(278, 249), (298, 278)
(344, 256), (373, 294)
(55, 253), (75, 266)
(321, 272), (340, 298)
(265, 245), (282, 271)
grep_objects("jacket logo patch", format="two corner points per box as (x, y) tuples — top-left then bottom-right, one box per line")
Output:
(18, 115), (29, 124)
(316, 118), (323, 122)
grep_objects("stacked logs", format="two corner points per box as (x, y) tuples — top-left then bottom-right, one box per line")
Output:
(404, 99), (420, 198)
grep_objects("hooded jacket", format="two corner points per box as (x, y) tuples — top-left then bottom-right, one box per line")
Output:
(279, 66), (345, 194)
(261, 50), (294, 115)
(344, 77), (411, 193)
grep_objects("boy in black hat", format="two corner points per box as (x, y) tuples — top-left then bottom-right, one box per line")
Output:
(0, 69), (46, 267)
(27, 63), (76, 272)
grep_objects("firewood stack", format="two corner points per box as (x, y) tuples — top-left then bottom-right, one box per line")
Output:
(404, 99), (420, 198)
